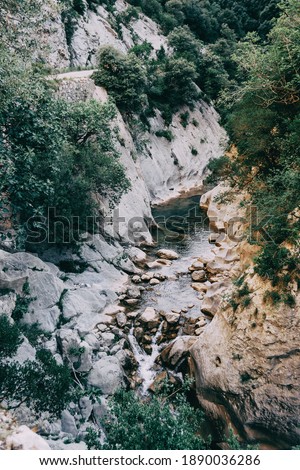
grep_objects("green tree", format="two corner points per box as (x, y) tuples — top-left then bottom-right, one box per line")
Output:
(86, 387), (208, 450)
(218, 0), (300, 286)
(93, 46), (148, 113)
(0, 49), (129, 248)
(163, 57), (199, 109)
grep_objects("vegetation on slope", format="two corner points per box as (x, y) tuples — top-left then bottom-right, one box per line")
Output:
(0, 49), (129, 249)
(209, 0), (300, 296)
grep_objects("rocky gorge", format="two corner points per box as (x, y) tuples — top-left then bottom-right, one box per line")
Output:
(1, 0), (299, 451)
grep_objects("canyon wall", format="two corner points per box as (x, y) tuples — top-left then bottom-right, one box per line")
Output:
(189, 185), (300, 447)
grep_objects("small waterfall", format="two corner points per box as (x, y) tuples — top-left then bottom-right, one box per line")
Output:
(128, 322), (163, 394)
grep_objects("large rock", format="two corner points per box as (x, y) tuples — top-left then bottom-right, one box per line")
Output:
(6, 426), (51, 450)
(157, 249), (179, 260)
(87, 357), (124, 395)
(127, 247), (147, 266)
(160, 336), (198, 368)
(22, 271), (65, 332)
(62, 288), (107, 320)
(61, 410), (77, 437)
(201, 281), (231, 317)
(162, 311), (180, 325)
(191, 270), (207, 282)
(57, 329), (92, 372)
(0, 292), (16, 316)
(139, 307), (160, 328)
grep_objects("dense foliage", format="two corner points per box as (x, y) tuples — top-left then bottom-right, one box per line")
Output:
(210, 0), (300, 293)
(93, 43), (200, 124)
(128, 0), (279, 40)
(0, 51), (129, 248)
(85, 384), (208, 450)
(0, 315), (74, 415)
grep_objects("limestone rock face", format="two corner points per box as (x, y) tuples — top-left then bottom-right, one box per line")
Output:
(191, 186), (300, 447)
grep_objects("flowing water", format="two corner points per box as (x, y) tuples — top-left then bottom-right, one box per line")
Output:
(129, 195), (214, 391)
(128, 322), (163, 394)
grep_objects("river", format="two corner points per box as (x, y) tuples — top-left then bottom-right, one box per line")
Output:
(128, 194), (214, 393)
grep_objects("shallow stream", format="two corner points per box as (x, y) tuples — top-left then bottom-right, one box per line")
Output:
(129, 195), (214, 391)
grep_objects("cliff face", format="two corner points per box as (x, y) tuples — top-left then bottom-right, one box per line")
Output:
(52, 70), (225, 244)
(190, 186), (300, 447)
(22, 0), (168, 68)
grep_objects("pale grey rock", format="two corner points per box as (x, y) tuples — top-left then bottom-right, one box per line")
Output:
(14, 338), (36, 364)
(61, 410), (77, 437)
(100, 332), (115, 349)
(110, 338), (126, 355)
(28, 272), (65, 310)
(132, 275), (142, 284)
(6, 426), (51, 450)
(149, 278), (160, 286)
(79, 397), (93, 421)
(48, 440), (88, 450)
(127, 246), (147, 265)
(162, 311), (180, 325)
(147, 259), (172, 269)
(116, 311), (127, 328)
(84, 332), (100, 351)
(124, 298), (139, 306)
(87, 357), (124, 395)
(57, 330), (92, 372)
(126, 286), (141, 299)
(23, 306), (61, 333)
(201, 281), (230, 317)
(44, 337), (58, 355)
(189, 260), (205, 271)
(62, 287), (107, 320)
(0, 292), (16, 316)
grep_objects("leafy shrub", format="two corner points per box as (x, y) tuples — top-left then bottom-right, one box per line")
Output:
(0, 315), (22, 359)
(155, 129), (174, 142)
(12, 282), (35, 322)
(191, 147), (198, 156)
(20, 323), (51, 347)
(282, 293), (296, 308)
(85, 384), (208, 450)
(0, 314), (74, 415)
(0, 350), (74, 415)
(264, 290), (282, 305)
(93, 46), (147, 113)
(254, 245), (297, 285)
(180, 111), (190, 128)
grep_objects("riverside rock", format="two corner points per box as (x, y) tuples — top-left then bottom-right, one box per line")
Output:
(191, 270), (207, 282)
(87, 357), (124, 395)
(157, 249), (179, 260)
(139, 307), (160, 329)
